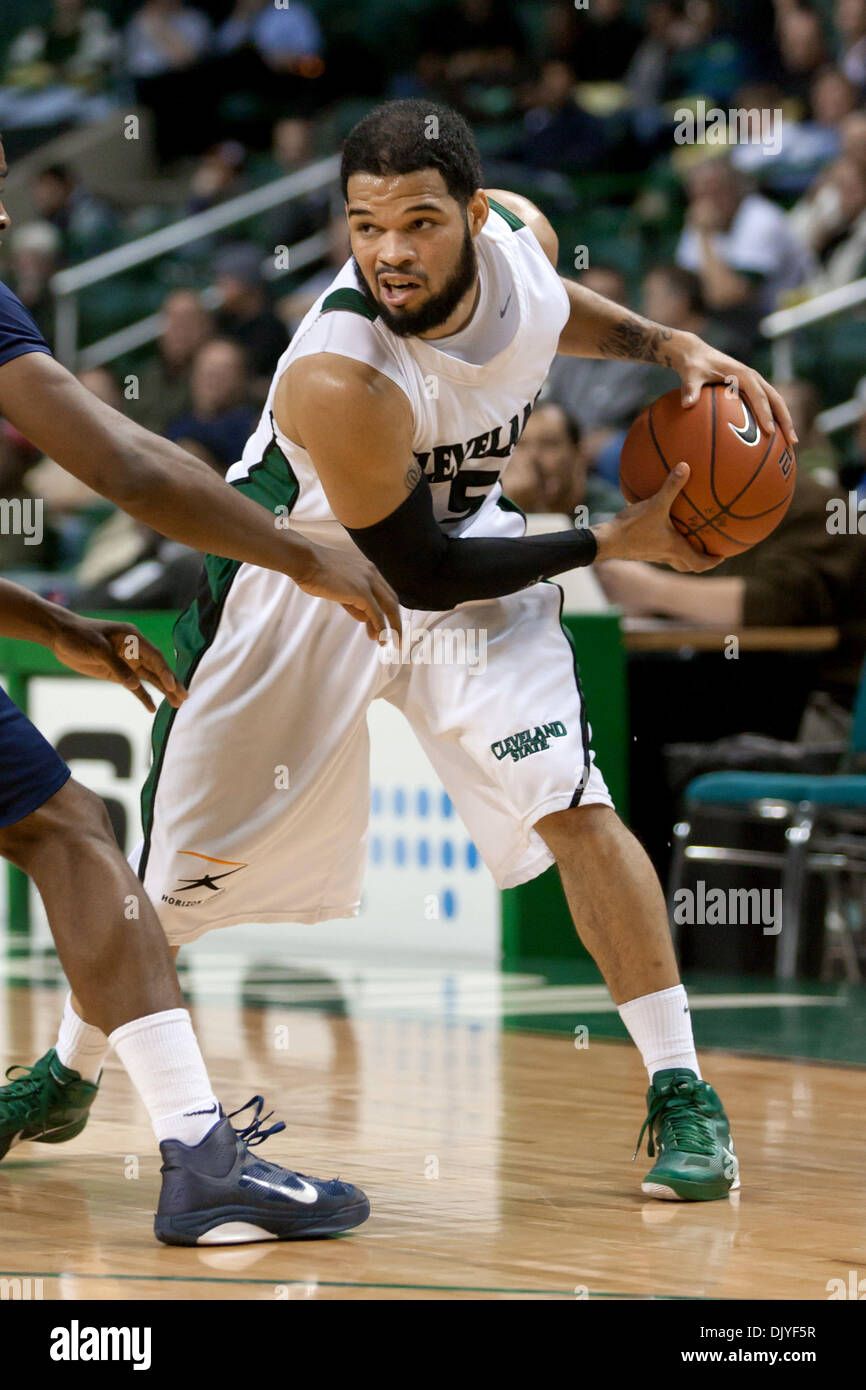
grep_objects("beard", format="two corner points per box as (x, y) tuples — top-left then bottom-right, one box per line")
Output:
(352, 224), (478, 337)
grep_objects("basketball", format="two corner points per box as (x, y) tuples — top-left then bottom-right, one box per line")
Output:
(619, 383), (797, 557)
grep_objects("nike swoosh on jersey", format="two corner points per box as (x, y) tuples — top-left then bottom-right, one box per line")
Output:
(240, 1173), (319, 1205)
(498, 292), (512, 318)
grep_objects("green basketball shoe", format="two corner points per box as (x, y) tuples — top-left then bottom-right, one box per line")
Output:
(0, 1049), (99, 1160)
(635, 1068), (739, 1201)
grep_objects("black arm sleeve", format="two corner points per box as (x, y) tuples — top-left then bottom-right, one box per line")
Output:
(346, 472), (598, 611)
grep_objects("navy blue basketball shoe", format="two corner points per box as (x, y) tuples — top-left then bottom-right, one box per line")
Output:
(154, 1096), (370, 1246)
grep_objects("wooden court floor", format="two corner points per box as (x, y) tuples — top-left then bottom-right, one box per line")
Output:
(1, 969), (864, 1301)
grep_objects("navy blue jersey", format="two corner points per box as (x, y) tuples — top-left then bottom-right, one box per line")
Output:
(0, 688), (70, 825)
(0, 279), (51, 369)
(0, 281), (67, 824)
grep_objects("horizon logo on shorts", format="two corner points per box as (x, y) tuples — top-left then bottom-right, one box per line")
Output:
(162, 850), (248, 908)
(491, 722), (567, 762)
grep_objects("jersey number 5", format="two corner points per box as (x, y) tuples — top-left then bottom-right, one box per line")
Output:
(446, 469), (500, 518)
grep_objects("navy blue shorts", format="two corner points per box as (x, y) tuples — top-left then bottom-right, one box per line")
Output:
(0, 685), (71, 828)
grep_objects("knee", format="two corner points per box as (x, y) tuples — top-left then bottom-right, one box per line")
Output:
(535, 801), (621, 856)
(0, 779), (115, 871)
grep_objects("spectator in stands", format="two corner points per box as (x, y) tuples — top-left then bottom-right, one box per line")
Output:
(503, 401), (623, 522)
(777, 379), (841, 483)
(559, 0), (643, 83)
(625, 0), (689, 110)
(544, 266), (673, 483)
(642, 265), (708, 341)
(4, 0), (118, 94)
(166, 338), (257, 473)
(277, 212), (352, 334)
(415, 0), (526, 119)
(675, 156), (815, 349)
(6, 222), (62, 346)
(30, 163), (117, 261)
(790, 154), (866, 291)
(124, 0), (214, 159)
(772, 3), (830, 113)
(810, 63), (860, 129)
(186, 141), (249, 216)
(835, 0), (866, 90)
(841, 108), (866, 174)
(729, 79), (841, 198)
(519, 60), (609, 173)
(129, 289), (213, 436)
(595, 470), (866, 710)
(214, 243), (289, 400)
(124, 0), (211, 79)
(668, 0), (757, 105)
(260, 117), (331, 251)
(0, 0), (119, 132)
(216, 0), (323, 75)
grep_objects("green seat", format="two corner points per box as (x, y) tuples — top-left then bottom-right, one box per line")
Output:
(670, 661), (866, 980)
(687, 772), (866, 809)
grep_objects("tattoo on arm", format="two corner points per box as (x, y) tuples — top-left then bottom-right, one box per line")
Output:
(597, 315), (674, 367)
(405, 461), (422, 491)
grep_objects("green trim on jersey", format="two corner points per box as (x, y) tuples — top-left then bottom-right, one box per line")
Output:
(488, 196), (525, 232)
(320, 287), (379, 321)
(496, 491), (526, 521)
(138, 431), (300, 876)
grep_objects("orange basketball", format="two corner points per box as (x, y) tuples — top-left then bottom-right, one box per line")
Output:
(619, 383), (797, 557)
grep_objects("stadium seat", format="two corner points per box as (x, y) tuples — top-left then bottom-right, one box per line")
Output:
(668, 661), (866, 981)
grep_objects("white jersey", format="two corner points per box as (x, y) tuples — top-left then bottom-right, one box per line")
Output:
(225, 198), (570, 544)
(137, 199), (615, 946)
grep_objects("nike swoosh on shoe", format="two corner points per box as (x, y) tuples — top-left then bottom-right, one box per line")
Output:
(240, 1174), (319, 1205)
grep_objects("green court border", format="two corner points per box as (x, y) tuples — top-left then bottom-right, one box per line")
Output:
(0, 1268), (703, 1299)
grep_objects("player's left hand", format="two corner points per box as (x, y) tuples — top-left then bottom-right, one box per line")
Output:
(672, 333), (798, 454)
(50, 615), (186, 712)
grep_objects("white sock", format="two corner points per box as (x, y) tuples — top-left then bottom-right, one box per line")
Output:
(56, 993), (108, 1084)
(108, 1008), (220, 1146)
(618, 985), (701, 1083)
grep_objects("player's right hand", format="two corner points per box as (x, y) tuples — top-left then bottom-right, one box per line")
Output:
(590, 463), (725, 573)
(296, 545), (403, 641)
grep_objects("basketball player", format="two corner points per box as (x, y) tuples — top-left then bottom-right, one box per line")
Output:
(3, 103), (798, 1204)
(0, 136), (402, 1242)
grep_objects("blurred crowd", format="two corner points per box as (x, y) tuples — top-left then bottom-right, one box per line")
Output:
(1, 0), (866, 713)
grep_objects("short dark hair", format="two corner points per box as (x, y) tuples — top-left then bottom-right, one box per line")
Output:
(646, 264), (705, 316)
(340, 100), (483, 207)
(38, 164), (73, 185)
(537, 398), (582, 449)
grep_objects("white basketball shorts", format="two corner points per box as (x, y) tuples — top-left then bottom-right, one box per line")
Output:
(136, 560), (614, 944)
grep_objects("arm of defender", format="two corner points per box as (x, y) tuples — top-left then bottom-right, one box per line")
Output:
(0, 578), (184, 711)
(0, 352), (400, 638)
(275, 355), (722, 612)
